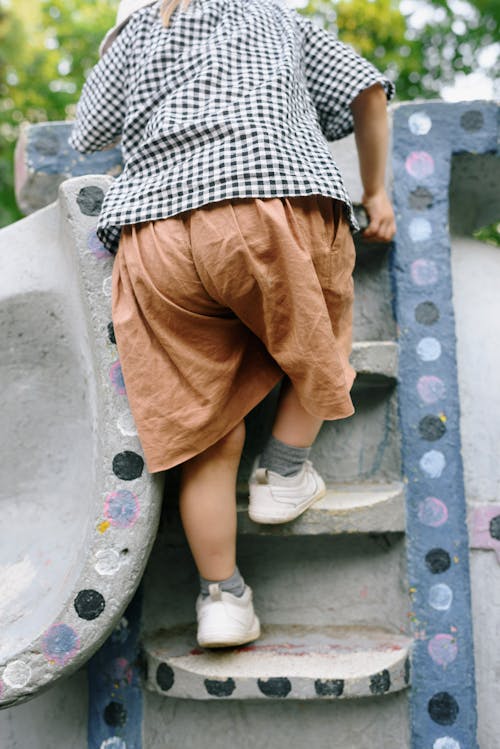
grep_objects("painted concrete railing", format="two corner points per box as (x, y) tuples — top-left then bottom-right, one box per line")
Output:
(392, 100), (498, 749)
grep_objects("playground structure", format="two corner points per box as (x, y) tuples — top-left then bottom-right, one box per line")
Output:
(0, 100), (499, 748)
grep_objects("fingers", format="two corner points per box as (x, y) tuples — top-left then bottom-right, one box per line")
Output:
(363, 215), (396, 243)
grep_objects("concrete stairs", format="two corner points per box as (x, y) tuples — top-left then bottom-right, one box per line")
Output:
(9, 123), (411, 744)
(139, 232), (411, 745)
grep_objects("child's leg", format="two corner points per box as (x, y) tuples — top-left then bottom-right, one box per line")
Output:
(271, 377), (323, 447)
(180, 420), (261, 647)
(179, 421), (245, 581)
(250, 380), (327, 524)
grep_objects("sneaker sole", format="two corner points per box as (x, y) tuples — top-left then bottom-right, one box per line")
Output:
(248, 486), (326, 525)
(198, 617), (261, 649)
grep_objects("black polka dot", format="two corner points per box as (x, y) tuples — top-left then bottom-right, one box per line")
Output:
(204, 678), (236, 697)
(460, 110), (484, 132)
(404, 657), (411, 685)
(314, 679), (344, 697)
(257, 677), (291, 698)
(428, 691), (459, 725)
(425, 548), (451, 574)
(108, 322), (116, 344)
(104, 701), (127, 727)
(74, 589), (105, 620)
(415, 301), (440, 325)
(489, 515), (500, 541)
(409, 187), (434, 211)
(112, 451), (144, 480)
(34, 131), (59, 156)
(76, 186), (105, 216)
(419, 415), (446, 441)
(369, 669), (391, 694)
(156, 663), (174, 692)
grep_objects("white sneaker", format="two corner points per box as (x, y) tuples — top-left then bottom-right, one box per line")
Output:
(248, 459), (326, 524)
(196, 584), (261, 648)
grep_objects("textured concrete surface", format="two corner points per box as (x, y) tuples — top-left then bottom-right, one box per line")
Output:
(451, 233), (500, 749)
(235, 482), (406, 535)
(449, 152), (500, 236)
(451, 236), (500, 505)
(0, 176), (163, 708)
(144, 692), (410, 749)
(15, 122), (122, 215)
(142, 530), (408, 636)
(144, 625), (411, 700)
(0, 667), (88, 749)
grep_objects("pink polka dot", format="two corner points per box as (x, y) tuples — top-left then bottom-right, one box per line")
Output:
(104, 489), (140, 529)
(109, 361), (126, 395)
(87, 230), (110, 259)
(110, 657), (133, 685)
(417, 375), (446, 404)
(405, 151), (435, 179)
(411, 259), (439, 286)
(42, 623), (80, 666)
(418, 496), (449, 527)
(428, 634), (458, 667)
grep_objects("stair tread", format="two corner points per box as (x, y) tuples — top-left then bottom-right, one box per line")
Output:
(350, 341), (398, 381)
(236, 481), (406, 534)
(144, 625), (411, 700)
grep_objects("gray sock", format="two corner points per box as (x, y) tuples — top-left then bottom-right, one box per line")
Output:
(259, 435), (311, 477)
(200, 566), (245, 598)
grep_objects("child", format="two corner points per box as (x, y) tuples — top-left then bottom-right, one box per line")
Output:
(70, 0), (396, 648)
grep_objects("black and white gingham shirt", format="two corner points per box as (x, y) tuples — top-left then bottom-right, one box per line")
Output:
(70, 0), (394, 253)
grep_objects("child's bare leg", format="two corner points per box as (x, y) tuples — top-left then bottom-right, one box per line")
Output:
(250, 378), (325, 524)
(179, 421), (245, 581)
(271, 377), (323, 447)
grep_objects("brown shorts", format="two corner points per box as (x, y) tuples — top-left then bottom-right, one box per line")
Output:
(112, 195), (356, 472)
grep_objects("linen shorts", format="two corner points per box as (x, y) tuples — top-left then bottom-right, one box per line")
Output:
(112, 195), (356, 473)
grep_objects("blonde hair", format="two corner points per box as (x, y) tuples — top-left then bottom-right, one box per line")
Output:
(161, 0), (193, 26)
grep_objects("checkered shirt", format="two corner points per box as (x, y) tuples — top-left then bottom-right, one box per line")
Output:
(70, 0), (394, 253)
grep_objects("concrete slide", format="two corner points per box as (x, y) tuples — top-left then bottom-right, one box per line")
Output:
(0, 176), (163, 708)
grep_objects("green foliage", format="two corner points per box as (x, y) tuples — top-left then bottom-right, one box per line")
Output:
(299, 0), (499, 101)
(474, 223), (500, 247)
(0, 0), (118, 226)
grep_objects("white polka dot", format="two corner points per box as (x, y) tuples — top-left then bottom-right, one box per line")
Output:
(409, 217), (432, 242)
(117, 411), (138, 436)
(409, 111), (432, 135)
(95, 548), (121, 576)
(102, 276), (113, 297)
(420, 450), (446, 478)
(429, 583), (453, 611)
(434, 738), (460, 749)
(3, 660), (31, 688)
(100, 738), (127, 749)
(417, 337), (442, 361)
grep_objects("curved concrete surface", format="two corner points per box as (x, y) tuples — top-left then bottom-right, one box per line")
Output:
(0, 176), (163, 708)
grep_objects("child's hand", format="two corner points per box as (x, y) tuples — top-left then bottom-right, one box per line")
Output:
(361, 188), (396, 243)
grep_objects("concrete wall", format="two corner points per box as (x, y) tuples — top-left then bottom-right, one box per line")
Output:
(451, 232), (500, 749)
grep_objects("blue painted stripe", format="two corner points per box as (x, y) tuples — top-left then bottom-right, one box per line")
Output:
(391, 101), (497, 749)
(87, 589), (144, 749)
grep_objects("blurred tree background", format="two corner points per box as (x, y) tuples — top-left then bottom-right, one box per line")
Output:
(0, 0), (498, 237)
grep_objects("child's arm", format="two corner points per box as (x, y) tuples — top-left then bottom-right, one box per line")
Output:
(350, 83), (396, 243)
(69, 20), (136, 154)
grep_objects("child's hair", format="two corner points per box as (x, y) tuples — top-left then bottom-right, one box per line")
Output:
(161, 0), (193, 26)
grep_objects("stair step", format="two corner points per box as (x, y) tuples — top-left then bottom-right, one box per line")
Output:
(236, 482), (405, 535)
(144, 625), (411, 700)
(350, 341), (398, 384)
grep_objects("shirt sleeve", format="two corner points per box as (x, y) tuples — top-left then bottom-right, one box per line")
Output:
(296, 14), (395, 142)
(69, 20), (136, 153)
